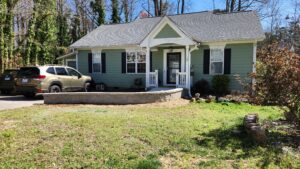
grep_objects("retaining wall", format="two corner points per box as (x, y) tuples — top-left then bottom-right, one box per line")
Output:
(43, 88), (183, 105)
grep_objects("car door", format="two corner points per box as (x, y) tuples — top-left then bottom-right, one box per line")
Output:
(66, 68), (84, 91)
(54, 67), (72, 91)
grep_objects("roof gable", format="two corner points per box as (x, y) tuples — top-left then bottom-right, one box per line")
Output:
(140, 16), (195, 47)
(154, 24), (181, 39)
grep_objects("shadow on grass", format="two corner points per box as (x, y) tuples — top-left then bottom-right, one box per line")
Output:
(193, 123), (299, 167)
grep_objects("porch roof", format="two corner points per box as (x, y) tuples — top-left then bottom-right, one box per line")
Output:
(70, 11), (265, 49)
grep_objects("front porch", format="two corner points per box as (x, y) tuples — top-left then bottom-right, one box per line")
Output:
(146, 46), (191, 90)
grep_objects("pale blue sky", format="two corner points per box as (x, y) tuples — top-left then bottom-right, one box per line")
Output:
(187, 0), (299, 31)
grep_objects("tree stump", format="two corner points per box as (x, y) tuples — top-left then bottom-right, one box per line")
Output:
(244, 114), (267, 145)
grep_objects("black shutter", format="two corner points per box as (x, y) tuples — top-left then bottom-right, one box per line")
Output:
(224, 48), (231, 74)
(150, 52), (153, 72)
(88, 53), (93, 73)
(203, 49), (210, 74)
(101, 53), (106, 73)
(121, 52), (126, 73)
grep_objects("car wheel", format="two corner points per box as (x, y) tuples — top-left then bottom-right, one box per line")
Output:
(84, 82), (91, 92)
(49, 85), (61, 93)
(23, 93), (35, 98)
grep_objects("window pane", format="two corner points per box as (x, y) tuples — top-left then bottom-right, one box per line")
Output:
(67, 68), (80, 76)
(93, 54), (101, 63)
(211, 62), (223, 74)
(67, 61), (76, 69)
(211, 49), (223, 62)
(93, 63), (101, 73)
(46, 67), (55, 74)
(55, 67), (68, 75)
(137, 52), (146, 63)
(127, 63), (135, 73)
(137, 63), (145, 73)
(126, 52), (136, 62)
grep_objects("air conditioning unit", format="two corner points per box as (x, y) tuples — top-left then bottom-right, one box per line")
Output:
(95, 83), (106, 91)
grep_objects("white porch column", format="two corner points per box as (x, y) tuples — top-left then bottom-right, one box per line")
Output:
(185, 45), (190, 89)
(145, 47), (150, 89)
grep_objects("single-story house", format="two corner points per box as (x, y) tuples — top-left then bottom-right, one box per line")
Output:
(60, 11), (265, 94)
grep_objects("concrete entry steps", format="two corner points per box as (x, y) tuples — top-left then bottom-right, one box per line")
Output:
(43, 88), (183, 105)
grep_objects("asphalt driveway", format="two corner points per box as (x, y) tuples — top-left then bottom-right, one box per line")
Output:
(0, 95), (44, 111)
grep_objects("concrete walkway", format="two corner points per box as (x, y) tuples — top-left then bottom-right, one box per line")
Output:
(0, 95), (43, 111)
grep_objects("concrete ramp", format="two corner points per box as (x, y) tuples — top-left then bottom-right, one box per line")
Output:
(43, 88), (183, 105)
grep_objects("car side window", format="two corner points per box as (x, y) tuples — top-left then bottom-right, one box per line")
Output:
(46, 67), (56, 75)
(67, 68), (80, 76)
(55, 67), (68, 76)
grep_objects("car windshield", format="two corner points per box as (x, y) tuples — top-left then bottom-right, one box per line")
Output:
(17, 67), (40, 77)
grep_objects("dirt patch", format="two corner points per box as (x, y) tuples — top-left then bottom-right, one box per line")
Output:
(263, 119), (300, 149)
(0, 120), (20, 130)
(160, 151), (203, 169)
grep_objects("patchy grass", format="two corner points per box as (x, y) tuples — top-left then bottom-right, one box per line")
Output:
(0, 101), (299, 168)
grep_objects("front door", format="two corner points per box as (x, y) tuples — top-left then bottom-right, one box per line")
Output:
(167, 52), (181, 84)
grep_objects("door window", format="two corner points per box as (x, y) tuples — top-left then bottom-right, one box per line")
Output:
(67, 60), (77, 69)
(55, 67), (68, 76)
(67, 68), (80, 77)
(46, 67), (56, 75)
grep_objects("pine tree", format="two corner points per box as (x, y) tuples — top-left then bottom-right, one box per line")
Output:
(111, 0), (120, 23)
(91, 0), (105, 25)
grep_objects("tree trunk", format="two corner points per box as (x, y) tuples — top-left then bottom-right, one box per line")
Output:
(123, 0), (129, 23)
(226, 0), (230, 12)
(177, 0), (180, 14)
(111, 0), (120, 23)
(153, 0), (159, 16)
(230, 0), (235, 12)
(181, 0), (185, 14)
(159, 0), (163, 16)
(238, 0), (241, 11)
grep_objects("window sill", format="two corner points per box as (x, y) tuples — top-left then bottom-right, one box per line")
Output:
(125, 73), (146, 75)
(209, 73), (224, 75)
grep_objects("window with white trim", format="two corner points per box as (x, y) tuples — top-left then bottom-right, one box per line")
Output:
(210, 49), (224, 74)
(66, 59), (77, 69)
(92, 53), (101, 73)
(126, 51), (146, 73)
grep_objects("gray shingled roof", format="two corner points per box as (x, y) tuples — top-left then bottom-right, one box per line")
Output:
(70, 11), (264, 48)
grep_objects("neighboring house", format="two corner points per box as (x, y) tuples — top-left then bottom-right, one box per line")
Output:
(61, 11), (265, 93)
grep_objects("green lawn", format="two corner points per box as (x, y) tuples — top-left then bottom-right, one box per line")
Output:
(0, 101), (299, 168)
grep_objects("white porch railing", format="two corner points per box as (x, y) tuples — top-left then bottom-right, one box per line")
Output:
(176, 70), (187, 88)
(149, 70), (158, 87)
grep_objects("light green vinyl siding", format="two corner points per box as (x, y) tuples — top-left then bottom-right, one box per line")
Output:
(154, 24), (181, 39)
(151, 49), (164, 85)
(77, 49), (145, 89)
(76, 43), (254, 91)
(191, 43), (254, 91)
